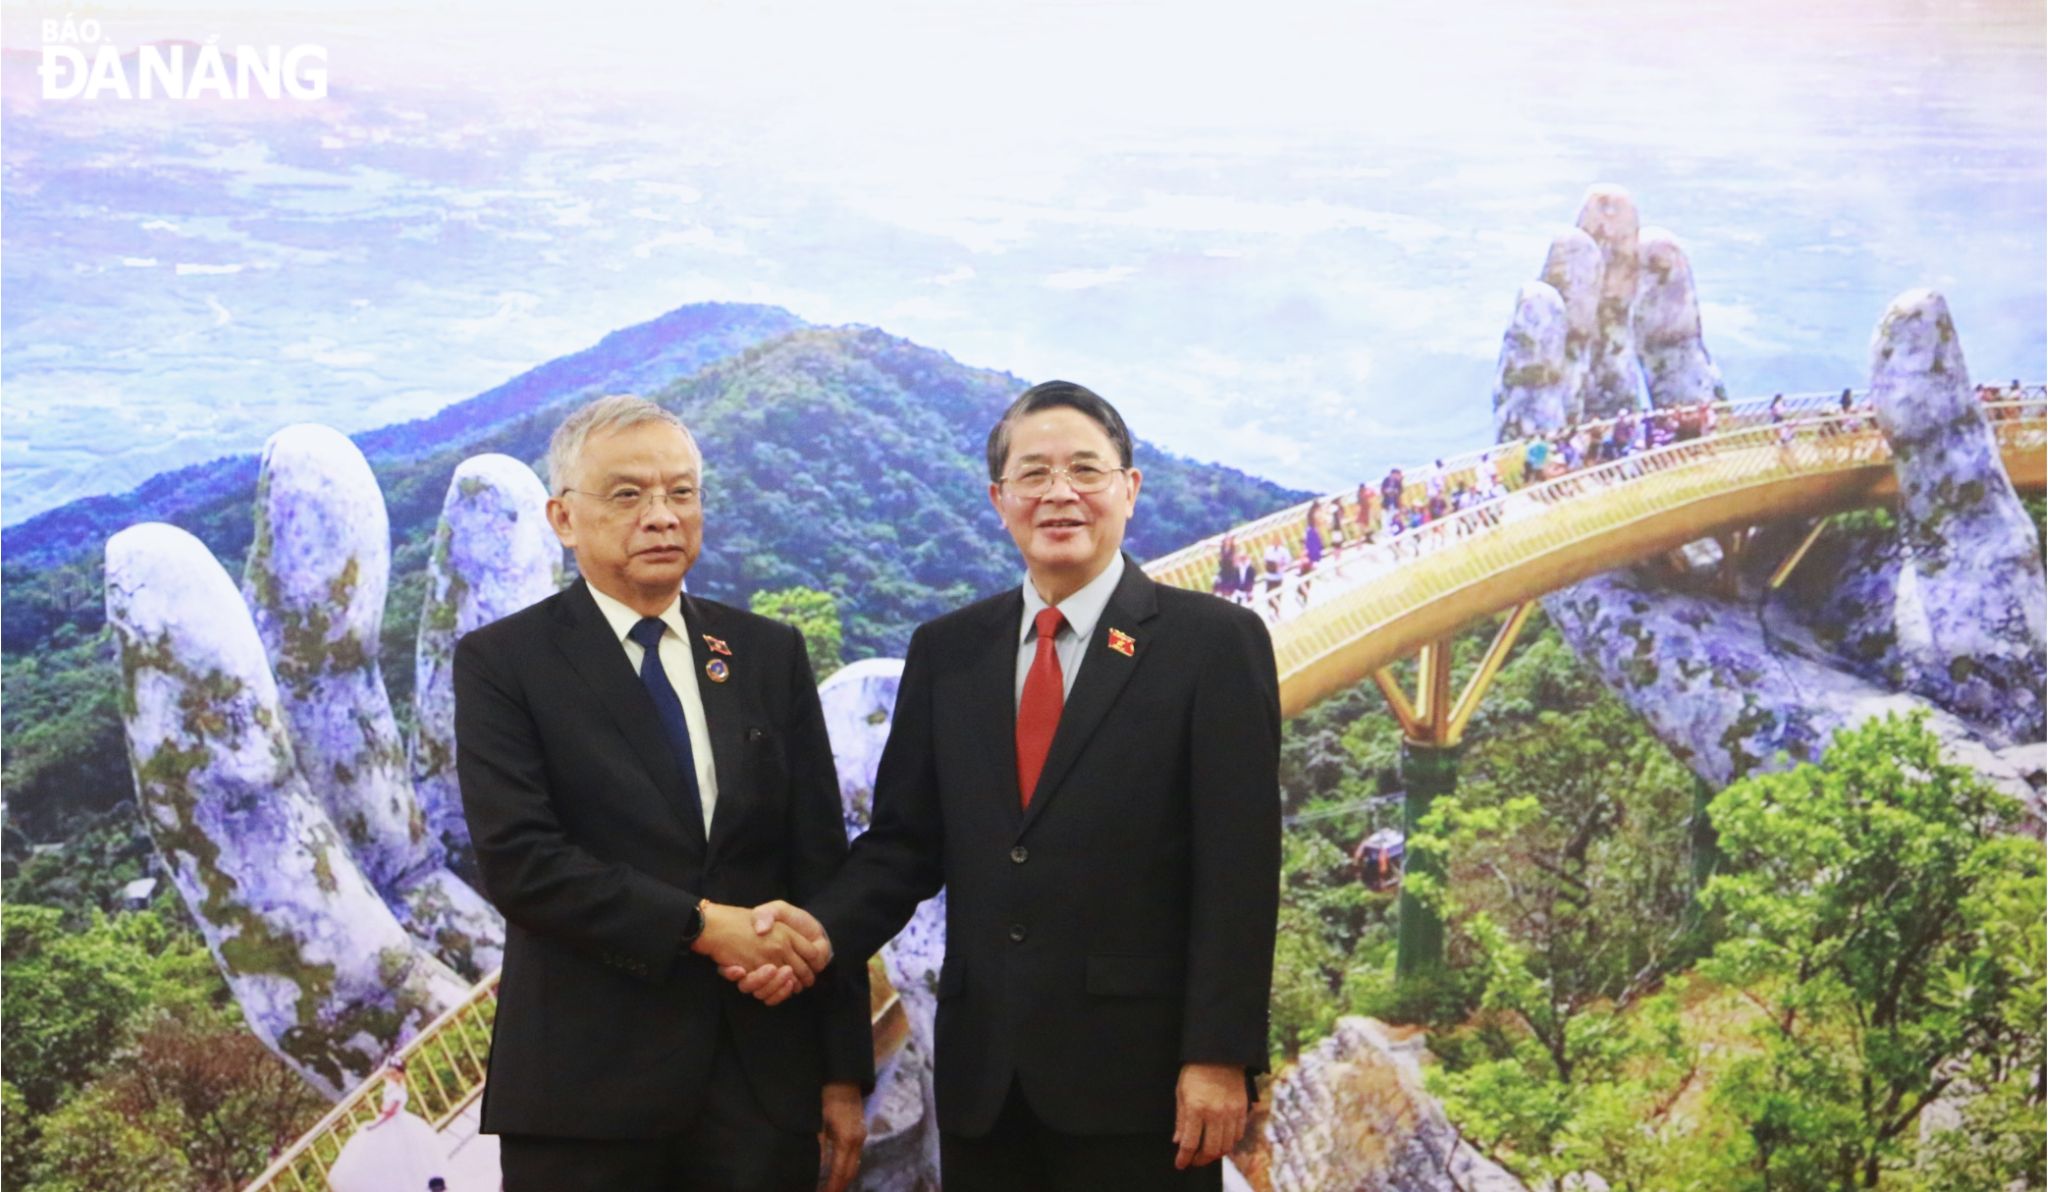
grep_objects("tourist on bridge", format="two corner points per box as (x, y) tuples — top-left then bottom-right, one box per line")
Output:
(455, 395), (871, 1192)
(1262, 538), (1294, 618)
(1833, 389), (1865, 435)
(1300, 514), (1324, 607)
(1604, 411), (1637, 463)
(732, 380), (1283, 1191)
(1674, 400), (1708, 442)
(1380, 467), (1405, 524)
(326, 1060), (444, 1192)
(1476, 451), (1504, 500)
(1210, 533), (1238, 598)
(1219, 545), (1259, 606)
(1649, 411), (1676, 451)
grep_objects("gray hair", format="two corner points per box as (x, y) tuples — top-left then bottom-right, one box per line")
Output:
(545, 394), (697, 493)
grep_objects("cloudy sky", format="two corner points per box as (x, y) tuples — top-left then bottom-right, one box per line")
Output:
(3, 0), (2042, 524)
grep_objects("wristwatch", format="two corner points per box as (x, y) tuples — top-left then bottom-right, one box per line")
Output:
(681, 898), (709, 945)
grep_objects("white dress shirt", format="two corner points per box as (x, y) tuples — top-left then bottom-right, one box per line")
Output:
(586, 584), (720, 836)
(1015, 553), (1126, 709)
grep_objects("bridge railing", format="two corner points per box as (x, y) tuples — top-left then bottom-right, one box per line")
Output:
(242, 973), (500, 1192)
(1377, 382), (2045, 516)
(1146, 389), (2047, 601)
(1261, 400), (2045, 693)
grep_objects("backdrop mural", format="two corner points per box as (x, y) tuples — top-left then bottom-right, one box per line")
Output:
(3, 2), (2044, 1190)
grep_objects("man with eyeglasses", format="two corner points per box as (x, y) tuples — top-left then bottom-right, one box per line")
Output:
(454, 394), (871, 1191)
(733, 381), (1282, 1189)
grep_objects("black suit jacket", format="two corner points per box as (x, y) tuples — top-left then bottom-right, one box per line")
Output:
(808, 558), (1281, 1137)
(456, 580), (871, 1139)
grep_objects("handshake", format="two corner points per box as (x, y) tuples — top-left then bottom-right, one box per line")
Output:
(690, 900), (835, 1005)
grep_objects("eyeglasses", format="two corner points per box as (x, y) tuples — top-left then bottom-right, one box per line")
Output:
(561, 484), (702, 514)
(1000, 464), (1126, 499)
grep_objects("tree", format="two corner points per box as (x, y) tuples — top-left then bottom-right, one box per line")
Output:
(1700, 713), (2045, 1190)
(20, 1083), (191, 1192)
(1408, 696), (1704, 1186)
(1, 905), (158, 1115)
(0, 900), (274, 1187)
(749, 585), (846, 679)
(95, 1014), (327, 1190)
(1416, 696), (1698, 1076)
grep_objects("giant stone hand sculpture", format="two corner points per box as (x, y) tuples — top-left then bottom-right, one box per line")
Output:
(243, 426), (506, 977)
(409, 453), (564, 885)
(107, 521), (470, 1099)
(1489, 185), (2045, 812)
(817, 658), (945, 1192)
(106, 430), (561, 1095)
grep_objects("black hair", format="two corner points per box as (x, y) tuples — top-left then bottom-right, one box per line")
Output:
(985, 380), (1135, 483)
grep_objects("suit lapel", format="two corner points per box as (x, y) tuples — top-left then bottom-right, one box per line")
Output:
(967, 591), (1028, 835)
(682, 595), (747, 861)
(548, 581), (704, 845)
(1019, 558), (1158, 837)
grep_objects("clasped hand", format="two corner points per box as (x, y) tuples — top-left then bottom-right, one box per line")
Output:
(695, 900), (834, 1006)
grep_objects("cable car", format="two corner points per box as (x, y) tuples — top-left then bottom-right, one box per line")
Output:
(1352, 827), (1405, 892)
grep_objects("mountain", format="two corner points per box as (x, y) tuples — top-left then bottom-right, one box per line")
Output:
(1, 310), (1308, 846)
(1, 302), (806, 576)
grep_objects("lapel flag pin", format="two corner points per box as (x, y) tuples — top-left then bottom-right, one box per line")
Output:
(1107, 628), (1136, 657)
(705, 658), (731, 683)
(702, 634), (732, 656)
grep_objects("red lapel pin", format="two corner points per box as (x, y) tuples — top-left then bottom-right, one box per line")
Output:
(1107, 628), (1136, 657)
(702, 634), (732, 656)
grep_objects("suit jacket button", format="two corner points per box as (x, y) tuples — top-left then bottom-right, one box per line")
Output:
(1008, 923), (1028, 943)
(1009, 846), (1029, 864)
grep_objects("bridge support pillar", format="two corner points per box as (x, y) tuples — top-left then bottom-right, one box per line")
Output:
(1395, 740), (1461, 981)
(1689, 773), (1721, 895)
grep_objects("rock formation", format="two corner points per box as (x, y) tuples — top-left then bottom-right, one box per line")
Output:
(1633, 228), (1727, 409)
(1487, 190), (2044, 808)
(242, 425), (503, 978)
(1575, 185), (1646, 419)
(1491, 281), (1573, 444)
(1496, 192), (1725, 437)
(1539, 226), (1602, 420)
(106, 523), (468, 1099)
(818, 659), (943, 1192)
(411, 454), (562, 884)
(1865, 290), (2045, 744)
(1235, 1017), (1524, 1192)
(1543, 563), (2040, 806)
(1524, 283), (2045, 810)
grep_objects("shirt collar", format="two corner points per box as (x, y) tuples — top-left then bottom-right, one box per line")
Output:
(586, 582), (686, 645)
(1019, 553), (1125, 646)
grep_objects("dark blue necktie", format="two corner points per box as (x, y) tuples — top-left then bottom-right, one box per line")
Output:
(627, 616), (705, 833)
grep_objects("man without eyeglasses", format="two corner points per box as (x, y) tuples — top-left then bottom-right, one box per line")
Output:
(732, 380), (1283, 1190)
(455, 395), (870, 1191)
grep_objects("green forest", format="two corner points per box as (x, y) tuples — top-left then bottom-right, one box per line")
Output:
(1266, 605), (2045, 1190)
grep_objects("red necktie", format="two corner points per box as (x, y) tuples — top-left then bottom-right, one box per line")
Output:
(1016, 607), (1067, 808)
